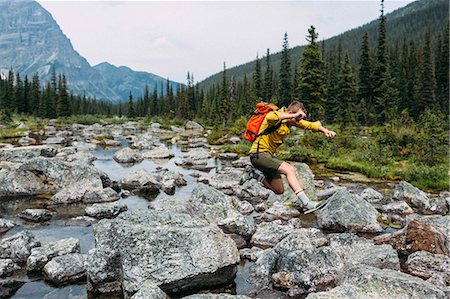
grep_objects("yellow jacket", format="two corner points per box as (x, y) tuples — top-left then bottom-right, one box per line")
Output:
(249, 107), (321, 155)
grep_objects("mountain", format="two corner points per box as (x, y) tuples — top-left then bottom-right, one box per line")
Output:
(93, 62), (178, 101)
(198, 0), (448, 89)
(0, 0), (180, 103)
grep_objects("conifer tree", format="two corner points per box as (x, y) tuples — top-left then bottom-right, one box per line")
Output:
(297, 26), (326, 119)
(15, 73), (25, 113)
(373, 0), (387, 104)
(127, 91), (135, 118)
(279, 33), (292, 106)
(417, 30), (436, 113)
(338, 53), (358, 126)
(263, 48), (273, 101)
(407, 42), (420, 119)
(253, 54), (262, 100)
(57, 75), (70, 117)
(435, 25), (449, 115)
(358, 32), (372, 110)
(219, 62), (230, 124)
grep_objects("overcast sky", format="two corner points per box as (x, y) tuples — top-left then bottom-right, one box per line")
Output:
(38, 0), (414, 83)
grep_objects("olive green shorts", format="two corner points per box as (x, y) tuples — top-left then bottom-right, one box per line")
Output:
(250, 152), (283, 183)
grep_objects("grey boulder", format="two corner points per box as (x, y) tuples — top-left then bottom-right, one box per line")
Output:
(0, 231), (40, 263)
(0, 259), (20, 277)
(18, 208), (55, 222)
(113, 147), (143, 164)
(316, 188), (383, 233)
(405, 251), (450, 284)
(27, 238), (80, 272)
(85, 202), (128, 219)
(43, 253), (87, 285)
(130, 280), (169, 299)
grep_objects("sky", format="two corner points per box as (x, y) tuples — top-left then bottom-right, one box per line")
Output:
(37, 0), (414, 83)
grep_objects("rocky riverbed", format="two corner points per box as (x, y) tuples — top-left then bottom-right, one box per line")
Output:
(0, 120), (449, 299)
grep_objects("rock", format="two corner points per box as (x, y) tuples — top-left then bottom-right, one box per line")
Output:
(280, 163), (317, 203)
(251, 221), (294, 248)
(119, 169), (160, 195)
(329, 233), (400, 270)
(42, 137), (66, 145)
(0, 156), (103, 200)
(65, 216), (98, 227)
(27, 238), (80, 272)
(0, 145), (58, 162)
(181, 295), (251, 299)
(185, 121), (203, 130)
(262, 201), (301, 221)
(405, 251), (450, 284)
(43, 253), (87, 285)
(316, 188), (383, 233)
(113, 147), (143, 164)
(316, 186), (343, 201)
(0, 231), (40, 263)
(341, 265), (446, 299)
(88, 210), (239, 295)
(82, 187), (120, 204)
(273, 229), (328, 254)
(248, 249), (279, 287)
(16, 123), (28, 129)
(360, 187), (384, 203)
(234, 180), (273, 205)
(273, 246), (345, 295)
(72, 141), (97, 151)
(374, 220), (449, 256)
(217, 215), (256, 239)
(0, 218), (15, 233)
(232, 197), (254, 215)
(405, 215), (450, 245)
(18, 208), (55, 222)
(228, 234), (247, 249)
(380, 201), (414, 215)
(85, 202), (128, 219)
(175, 148), (211, 167)
(218, 153), (239, 160)
(393, 181), (448, 215)
(141, 145), (174, 159)
(18, 136), (36, 146)
(0, 279), (26, 298)
(0, 259), (20, 277)
(231, 156), (251, 168)
(240, 247), (264, 262)
(86, 248), (123, 295)
(131, 280), (169, 299)
(130, 133), (160, 150)
(188, 183), (240, 223)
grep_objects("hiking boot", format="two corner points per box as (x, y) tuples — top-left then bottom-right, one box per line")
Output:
(239, 165), (254, 185)
(299, 200), (327, 214)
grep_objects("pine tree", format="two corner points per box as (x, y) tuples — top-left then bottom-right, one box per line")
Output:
(358, 32), (373, 111)
(127, 91), (135, 118)
(297, 26), (326, 119)
(435, 24), (449, 115)
(417, 30), (436, 113)
(23, 75), (30, 114)
(15, 73), (25, 113)
(374, 63), (399, 123)
(263, 48), (273, 101)
(219, 62), (230, 124)
(373, 0), (387, 104)
(279, 33), (292, 107)
(57, 74), (70, 117)
(337, 53), (358, 126)
(253, 54), (262, 100)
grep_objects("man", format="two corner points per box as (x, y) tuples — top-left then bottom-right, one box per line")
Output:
(240, 101), (336, 213)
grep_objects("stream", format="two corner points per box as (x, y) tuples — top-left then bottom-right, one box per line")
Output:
(0, 139), (395, 299)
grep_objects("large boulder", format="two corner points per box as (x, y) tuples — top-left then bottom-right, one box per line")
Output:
(43, 253), (87, 285)
(141, 145), (174, 160)
(374, 220), (449, 256)
(87, 210), (239, 296)
(359, 187), (384, 203)
(185, 121), (204, 130)
(113, 147), (143, 164)
(316, 188), (383, 233)
(405, 251), (450, 284)
(0, 156), (103, 201)
(85, 248), (123, 295)
(250, 221), (295, 248)
(217, 215), (256, 239)
(0, 145), (61, 162)
(392, 181), (448, 215)
(26, 238), (80, 272)
(272, 246), (346, 296)
(328, 233), (400, 270)
(18, 208), (55, 222)
(0, 219), (15, 234)
(131, 280), (169, 299)
(0, 231), (40, 263)
(340, 265), (446, 299)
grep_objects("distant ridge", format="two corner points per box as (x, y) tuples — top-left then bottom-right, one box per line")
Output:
(198, 0), (448, 89)
(0, 0), (180, 103)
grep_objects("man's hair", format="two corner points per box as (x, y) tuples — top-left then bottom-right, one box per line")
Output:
(287, 101), (306, 113)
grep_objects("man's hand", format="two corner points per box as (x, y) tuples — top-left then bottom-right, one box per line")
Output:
(319, 126), (336, 138)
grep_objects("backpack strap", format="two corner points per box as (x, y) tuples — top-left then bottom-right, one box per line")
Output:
(256, 118), (282, 157)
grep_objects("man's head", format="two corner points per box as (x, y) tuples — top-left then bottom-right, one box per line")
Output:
(287, 101), (307, 125)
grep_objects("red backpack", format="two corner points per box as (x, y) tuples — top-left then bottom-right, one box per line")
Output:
(244, 102), (280, 143)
